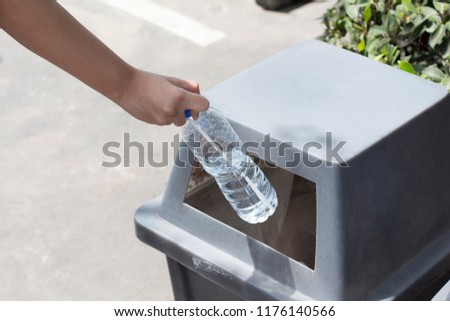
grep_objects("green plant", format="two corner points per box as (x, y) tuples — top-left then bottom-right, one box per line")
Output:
(320, 0), (450, 91)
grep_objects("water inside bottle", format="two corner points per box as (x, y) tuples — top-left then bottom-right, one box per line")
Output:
(187, 117), (277, 223)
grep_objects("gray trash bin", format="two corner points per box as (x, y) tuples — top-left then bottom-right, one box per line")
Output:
(135, 40), (450, 300)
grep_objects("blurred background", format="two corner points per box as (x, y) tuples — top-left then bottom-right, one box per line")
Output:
(0, 0), (333, 300)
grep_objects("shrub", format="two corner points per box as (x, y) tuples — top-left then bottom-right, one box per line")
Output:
(320, 0), (450, 91)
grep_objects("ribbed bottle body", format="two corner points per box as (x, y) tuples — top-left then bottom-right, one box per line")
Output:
(183, 108), (278, 224)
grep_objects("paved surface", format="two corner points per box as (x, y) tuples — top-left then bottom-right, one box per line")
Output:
(0, 0), (333, 300)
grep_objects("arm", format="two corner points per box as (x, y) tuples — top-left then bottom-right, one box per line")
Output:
(0, 0), (209, 125)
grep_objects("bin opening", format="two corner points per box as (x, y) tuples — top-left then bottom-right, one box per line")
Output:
(183, 156), (317, 270)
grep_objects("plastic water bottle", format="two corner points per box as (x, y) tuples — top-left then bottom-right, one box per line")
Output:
(182, 107), (278, 224)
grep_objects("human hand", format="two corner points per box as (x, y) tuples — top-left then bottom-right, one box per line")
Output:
(0, 1), (207, 126)
(116, 68), (209, 126)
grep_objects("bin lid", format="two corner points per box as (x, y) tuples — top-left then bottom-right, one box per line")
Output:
(205, 40), (448, 164)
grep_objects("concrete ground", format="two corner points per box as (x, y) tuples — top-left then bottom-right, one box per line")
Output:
(0, 0), (333, 300)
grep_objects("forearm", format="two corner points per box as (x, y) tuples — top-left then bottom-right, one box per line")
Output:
(0, 0), (132, 103)
(0, 0), (209, 125)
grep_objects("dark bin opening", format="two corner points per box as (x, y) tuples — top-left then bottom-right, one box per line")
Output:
(184, 156), (317, 270)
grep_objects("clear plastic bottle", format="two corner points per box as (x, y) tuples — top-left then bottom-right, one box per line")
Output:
(182, 107), (278, 224)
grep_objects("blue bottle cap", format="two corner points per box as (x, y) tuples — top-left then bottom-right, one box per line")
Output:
(184, 109), (191, 118)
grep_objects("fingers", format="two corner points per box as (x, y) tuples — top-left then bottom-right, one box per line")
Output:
(182, 91), (209, 121)
(164, 77), (209, 125)
(168, 77), (209, 112)
(167, 78), (209, 125)
(171, 92), (209, 126)
(155, 89), (208, 127)
(168, 77), (200, 94)
(173, 114), (187, 127)
(147, 74), (210, 126)
(118, 69), (210, 127)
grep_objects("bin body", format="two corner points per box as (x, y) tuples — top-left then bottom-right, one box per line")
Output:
(135, 40), (450, 300)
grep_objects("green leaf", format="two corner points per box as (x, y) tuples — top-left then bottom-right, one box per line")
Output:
(367, 25), (388, 40)
(433, 1), (450, 15)
(374, 53), (386, 62)
(375, 0), (385, 12)
(424, 22), (438, 34)
(358, 39), (366, 52)
(319, 0), (450, 92)
(363, 4), (372, 23)
(429, 24), (446, 49)
(437, 38), (450, 59)
(345, 4), (360, 21)
(385, 44), (400, 64)
(382, 12), (399, 33)
(441, 76), (450, 92)
(353, 23), (365, 32)
(421, 65), (445, 82)
(402, 0), (416, 13)
(366, 37), (390, 55)
(402, 55), (412, 62)
(398, 60), (416, 74)
(397, 25), (424, 47)
(391, 48), (400, 64)
(420, 6), (441, 24)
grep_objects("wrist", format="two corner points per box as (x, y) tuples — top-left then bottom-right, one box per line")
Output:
(108, 63), (136, 108)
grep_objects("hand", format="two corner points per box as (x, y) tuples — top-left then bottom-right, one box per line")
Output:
(116, 68), (209, 126)
(0, 1), (209, 126)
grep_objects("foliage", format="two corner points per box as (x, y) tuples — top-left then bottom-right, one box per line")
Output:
(320, 0), (450, 91)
